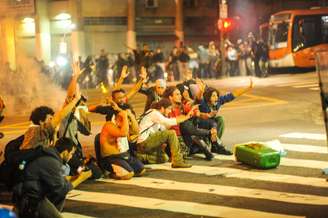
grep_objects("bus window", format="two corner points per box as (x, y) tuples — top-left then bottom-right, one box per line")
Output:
(292, 14), (328, 52)
(269, 22), (289, 49)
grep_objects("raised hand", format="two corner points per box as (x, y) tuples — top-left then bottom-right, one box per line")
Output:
(71, 61), (84, 78)
(121, 65), (129, 79)
(139, 66), (148, 80)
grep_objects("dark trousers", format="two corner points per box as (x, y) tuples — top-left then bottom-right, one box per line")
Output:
(101, 152), (144, 176)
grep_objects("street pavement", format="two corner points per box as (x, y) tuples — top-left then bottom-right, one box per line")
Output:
(1, 72), (328, 217)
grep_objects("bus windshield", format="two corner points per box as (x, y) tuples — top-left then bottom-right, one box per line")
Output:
(269, 21), (289, 49)
(292, 14), (328, 52)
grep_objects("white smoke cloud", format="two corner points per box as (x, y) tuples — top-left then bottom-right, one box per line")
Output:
(0, 55), (66, 116)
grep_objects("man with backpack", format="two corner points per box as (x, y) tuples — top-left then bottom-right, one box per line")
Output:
(12, 137), (91, 218)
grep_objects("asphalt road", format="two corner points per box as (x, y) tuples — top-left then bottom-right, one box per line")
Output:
(1, 72), (328, 218)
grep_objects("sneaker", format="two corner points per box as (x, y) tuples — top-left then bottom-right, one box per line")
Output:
(216, 146), (233, 155)
(171, 161), (192, 168)
(204, 150), (214, 161)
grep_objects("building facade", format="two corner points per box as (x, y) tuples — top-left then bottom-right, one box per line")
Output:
(0, 0), (327, 69)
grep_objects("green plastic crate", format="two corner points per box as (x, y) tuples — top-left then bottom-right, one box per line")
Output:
(234, 142), (281, 169)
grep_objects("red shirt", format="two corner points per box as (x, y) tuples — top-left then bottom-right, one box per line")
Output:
(168, 102), (192, 136)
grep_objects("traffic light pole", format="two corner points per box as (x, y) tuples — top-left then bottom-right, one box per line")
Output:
(219, 0), (228, 77)
(220, 30), (226, 77)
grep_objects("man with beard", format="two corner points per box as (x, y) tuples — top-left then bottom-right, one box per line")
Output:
(139, 79), (167, 113)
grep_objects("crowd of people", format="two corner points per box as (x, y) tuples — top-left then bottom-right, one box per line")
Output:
(40, 32), (267, 90)
(0, 45), (253, 217)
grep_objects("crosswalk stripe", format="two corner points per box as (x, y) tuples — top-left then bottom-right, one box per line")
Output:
(147, 163), (328, 188)
(309, 87), (320, 91)
(280, 132), (326, 141)
(217, 155), (328, 170)
(99, 177), (328, 205)
(68, 190), (303, 218)
(0, 206), (98, 218)
(276, 82), (316, 87)
(278, 142), (327, 154)
(62, 213), (97, 218)
(293, 84), (318, 88)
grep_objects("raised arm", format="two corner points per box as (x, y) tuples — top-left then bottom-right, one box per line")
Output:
(125, 66), (148, 100)
(65, 62), (84, 106)
(113, 65), (129, 90)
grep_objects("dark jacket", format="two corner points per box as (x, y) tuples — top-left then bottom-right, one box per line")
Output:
(139, 86), (161, 113)
(21, 147), (73, 204)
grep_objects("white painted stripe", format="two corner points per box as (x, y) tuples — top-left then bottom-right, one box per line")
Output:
(147, 163), (328, 188)
(196, 153), (328, 169)
(293, 84), (318, 88)
(280, 132), (326, 141)
(278, 142), (328, 154)
(276, 82), (316, 87)
(309, 87), (320, 91)
(68, 190), (303, 218)
(0, 204), (97, 218)
(99, 177), (328, 205)
(62, 213), (97, 218)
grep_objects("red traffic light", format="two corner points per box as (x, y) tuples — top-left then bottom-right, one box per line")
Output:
(218, 18), (234, 32)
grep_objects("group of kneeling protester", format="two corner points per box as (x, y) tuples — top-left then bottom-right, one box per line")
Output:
(0, 64), (253, 218)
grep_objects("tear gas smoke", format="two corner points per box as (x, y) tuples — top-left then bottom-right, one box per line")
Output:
(0, 56), (66, 116)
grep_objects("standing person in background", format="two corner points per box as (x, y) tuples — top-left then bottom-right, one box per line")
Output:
(167, 47), (180, 81)
(237, 39), (247, 77)
(178, 46), (190, 81)
(197, 45), (209, 78)
(96, 49), (109, 87)
(152, 47), (166, 80)
(227, 45), (239, 77)
(208, 41), (220, 79)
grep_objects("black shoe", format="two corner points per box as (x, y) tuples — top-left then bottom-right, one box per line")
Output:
(216, 146), (233, 155)
(192, 137), (214, 161)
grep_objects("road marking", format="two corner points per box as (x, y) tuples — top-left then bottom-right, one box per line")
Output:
(280, 132), (326, 141)
(309, 87), (320, 91)
(68, 190), (303, 218)
(276, 82), (317, 87)
(100, 177), (328, 205)
(0, 121), (29, 129)
(277, 142), (327, 154)
(293, 84), (318, 88)
(217, 155), (328, 170)
(147, 163), (328, 188)
(62, 213), (97, 218)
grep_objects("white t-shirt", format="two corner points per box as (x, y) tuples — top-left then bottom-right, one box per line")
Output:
(137, 109), (177, 144)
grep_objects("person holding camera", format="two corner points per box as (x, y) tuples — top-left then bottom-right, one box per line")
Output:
(13, 138), (91, 218)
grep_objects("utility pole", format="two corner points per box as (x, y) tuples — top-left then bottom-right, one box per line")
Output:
(219, 0), (228, 77)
